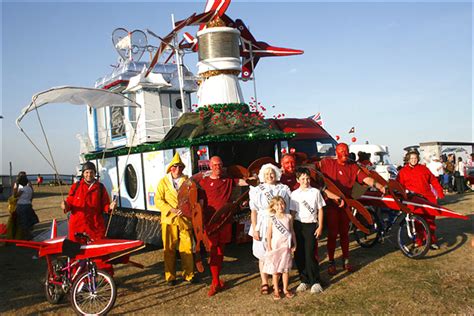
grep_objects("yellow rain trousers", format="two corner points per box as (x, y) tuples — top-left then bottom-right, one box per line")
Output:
(155, 172), (194, 282)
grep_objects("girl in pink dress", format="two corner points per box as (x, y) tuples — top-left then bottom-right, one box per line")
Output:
(263, 196), (297, 300)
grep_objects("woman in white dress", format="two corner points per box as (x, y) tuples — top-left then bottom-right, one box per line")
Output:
(249, 163), (291, 294)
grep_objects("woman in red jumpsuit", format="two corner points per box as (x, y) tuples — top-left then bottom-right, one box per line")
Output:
(397, 150), (444, 249)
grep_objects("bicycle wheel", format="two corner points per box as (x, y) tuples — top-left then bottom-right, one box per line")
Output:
(44, 259), (65, 304)
(352, 209), (381, 248)
(397, 214), (431, 259)
(70, 269), (116, 315)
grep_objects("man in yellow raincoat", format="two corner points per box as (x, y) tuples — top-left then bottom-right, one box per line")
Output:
(155, 152), (195, 285)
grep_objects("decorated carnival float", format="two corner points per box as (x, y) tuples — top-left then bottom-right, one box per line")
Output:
(15, 0), (467, 255)
(73, 1), (341, 246)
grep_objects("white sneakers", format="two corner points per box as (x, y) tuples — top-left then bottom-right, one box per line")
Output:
(296, 282), (324, 294)
(296, 283), (309, 292)
(310, 283), (324, 293)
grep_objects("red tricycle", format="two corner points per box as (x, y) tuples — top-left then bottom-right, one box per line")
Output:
(1, 220), (144, 315)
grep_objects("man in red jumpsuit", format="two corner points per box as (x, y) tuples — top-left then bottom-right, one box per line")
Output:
(318, 143), (385, 275)
(397, 150), (444, 249)
(199, 156), (248, 296)
(279, 154), (299, 191)
(61, 162), (116, 273)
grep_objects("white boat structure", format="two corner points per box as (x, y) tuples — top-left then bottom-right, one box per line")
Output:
(18, 0), (339, 246)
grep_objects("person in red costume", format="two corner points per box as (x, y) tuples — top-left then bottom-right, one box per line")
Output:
(199, 156), (249, 296)
(61, 162), (117, 273)
(317, 143), (385, 275)
(397, 150), (445, 249)
(280, 154), (299, 191)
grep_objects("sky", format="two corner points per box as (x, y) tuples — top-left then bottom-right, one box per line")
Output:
(1, 0), (472, 175)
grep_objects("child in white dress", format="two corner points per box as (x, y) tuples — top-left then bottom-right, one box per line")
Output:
(263, 196), (297, 300)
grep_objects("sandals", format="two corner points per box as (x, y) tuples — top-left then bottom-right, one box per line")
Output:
(273, 291), (281, 301)
(284, 291), (295, 299)
(260, 284), (270, 295)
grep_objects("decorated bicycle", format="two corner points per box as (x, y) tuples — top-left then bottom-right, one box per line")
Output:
(1, 220), (144, 315)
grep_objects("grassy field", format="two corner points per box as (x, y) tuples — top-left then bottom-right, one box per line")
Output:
(0, 186), (472, 314)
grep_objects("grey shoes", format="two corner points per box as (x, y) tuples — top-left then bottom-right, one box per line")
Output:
(296, 283), (309, 292)
(310, 283), (324, 293)
(296, 282), (323, 294)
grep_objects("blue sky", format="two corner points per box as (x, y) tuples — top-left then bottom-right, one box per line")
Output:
(1, 1), (472, 174)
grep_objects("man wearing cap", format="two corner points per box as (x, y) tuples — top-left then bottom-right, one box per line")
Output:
(155, 152), (195, 285)
(317, 143), (385, 275)
(61, 161), (116, 242)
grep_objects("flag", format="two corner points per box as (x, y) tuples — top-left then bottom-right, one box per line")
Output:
(115, 34), (132, 50)
(348, 126), (355, 133)
(309, 113), (323, 126)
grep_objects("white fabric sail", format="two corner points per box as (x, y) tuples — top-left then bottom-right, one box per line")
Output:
(16, 86), (140, 126)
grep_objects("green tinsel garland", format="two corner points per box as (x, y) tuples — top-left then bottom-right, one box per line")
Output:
(85, 131), (296, 160)
(196, 103), (249, 114)
(84, 102), (293, 160)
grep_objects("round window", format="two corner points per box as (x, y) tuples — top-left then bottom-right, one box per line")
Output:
(124, 164), (138, 199)
(175, 99), (183, 110)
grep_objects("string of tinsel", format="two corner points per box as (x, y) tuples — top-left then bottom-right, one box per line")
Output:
(113, 209), (162, 222)
(111, 208), (250, 222)
(196, 103), (249, 114)
(85, 131), (296, 160)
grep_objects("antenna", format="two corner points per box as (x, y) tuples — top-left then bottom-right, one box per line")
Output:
(172, 14), (188, 114)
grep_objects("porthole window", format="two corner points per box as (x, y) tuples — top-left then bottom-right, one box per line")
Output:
(124, 164), (138, 199)
(175, 99), (183, 110)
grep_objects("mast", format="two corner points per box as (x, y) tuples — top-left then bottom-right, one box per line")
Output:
(172, 14), (188, 114)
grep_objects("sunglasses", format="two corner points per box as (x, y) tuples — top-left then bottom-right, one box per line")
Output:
(171, 164), (184, 168)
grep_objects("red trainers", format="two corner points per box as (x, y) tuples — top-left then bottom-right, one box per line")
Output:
(343, 261), (355, 273)
(218, 278), (226, 290)
(208, 284), (218, 297)
(328, 263), (337, 275)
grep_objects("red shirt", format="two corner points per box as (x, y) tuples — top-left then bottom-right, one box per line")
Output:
(199, 176), (236, 221)
(280, 173), (299, 191)
(66, 180), (110, 241)
(319, 158), (367, 197)
(397, 164), (444, 203)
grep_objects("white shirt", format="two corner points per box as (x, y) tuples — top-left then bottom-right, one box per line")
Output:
(290, 187), (326, 223)
(427, 160), (444, 177)
(17, 184), (33, 205)
(456, 161), (465, 176)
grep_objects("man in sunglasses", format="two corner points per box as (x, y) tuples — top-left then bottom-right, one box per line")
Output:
(156, 152), (196, 285)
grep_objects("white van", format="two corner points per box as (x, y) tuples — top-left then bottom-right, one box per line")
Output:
(349, 144), (398, 180)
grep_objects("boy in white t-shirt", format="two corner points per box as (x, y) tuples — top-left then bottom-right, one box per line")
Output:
(290, 167), (326, 294)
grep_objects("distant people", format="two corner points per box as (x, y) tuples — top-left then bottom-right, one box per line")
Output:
(468, 153), (474, 167)
(454, 157), (466, 194)
(155, 153), (195, 285)
(444, 154), (456, 192)
(357, 151), (372, 167)
(263, 196), (296, 300)
(36, 174), (43, 187)
(397, 150), (444, 249)
(316, 143), (386, 274)
(349, 152), (357, 162)
(427, 156), (444, 185)
(290, 168), (325, 294)
(249, 163), (291, 295)
(13, 171), (38, 240)
(61, 162), (116, 273)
